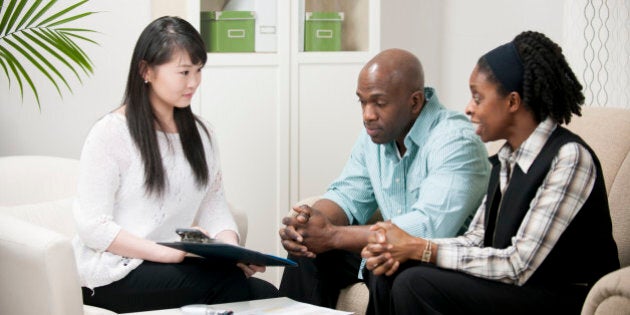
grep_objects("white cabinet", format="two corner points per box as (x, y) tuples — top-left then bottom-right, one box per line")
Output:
(155, 0), (383, 285)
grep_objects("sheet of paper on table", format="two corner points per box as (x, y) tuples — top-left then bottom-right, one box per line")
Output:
(209, 297), (353, 315)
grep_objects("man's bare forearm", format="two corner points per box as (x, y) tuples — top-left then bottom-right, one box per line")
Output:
(311, 199), (350, 226)
(330, 224), (373, 253)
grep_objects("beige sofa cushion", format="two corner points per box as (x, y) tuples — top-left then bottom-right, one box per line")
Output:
(0, 155), (79, 207)
(582, 266), (630, 315)
(0, 198), (76, 238)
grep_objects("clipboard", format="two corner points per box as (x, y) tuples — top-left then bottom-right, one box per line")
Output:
(159, 241), (298, 267)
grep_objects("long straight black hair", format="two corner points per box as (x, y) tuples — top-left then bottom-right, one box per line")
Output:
(123, 16), (209, 196)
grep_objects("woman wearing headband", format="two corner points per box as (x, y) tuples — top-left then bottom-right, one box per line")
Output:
(361, 31), (619, 314)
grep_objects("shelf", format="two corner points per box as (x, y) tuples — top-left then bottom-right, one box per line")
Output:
(296, 51), (373, 64)
(204, 52), (279, 67)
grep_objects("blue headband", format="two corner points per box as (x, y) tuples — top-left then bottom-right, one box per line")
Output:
(482, 42), (524, 96)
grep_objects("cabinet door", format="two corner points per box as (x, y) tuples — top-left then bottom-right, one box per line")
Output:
(297, 62), (364, 200)
(199, 66), (282, 283)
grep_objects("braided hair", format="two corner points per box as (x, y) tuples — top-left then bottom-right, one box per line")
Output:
(478, 31), (584, 124)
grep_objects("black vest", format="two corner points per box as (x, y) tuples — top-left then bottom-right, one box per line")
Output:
(484, 127), (619, 286)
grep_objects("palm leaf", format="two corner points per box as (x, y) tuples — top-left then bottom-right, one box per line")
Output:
(36, 27), (92, 75)
(24, 0), (57, 28)
(37, 0), (87, 26)
(0, 49), (12, 86)
(0, 0), (18, 35)
(14, 0), (43, 31)
(0, 0), (98, 108)
(22, 29), (82, 82)
(60, 29), (98, 45)
(4, 0), (27, 33)
(4, 36), (63, 97)
(12, 33), (71, 93)
(0, 45), (40, 106)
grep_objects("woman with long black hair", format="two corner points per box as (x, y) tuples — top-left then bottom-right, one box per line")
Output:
(73, 16), (277, 313)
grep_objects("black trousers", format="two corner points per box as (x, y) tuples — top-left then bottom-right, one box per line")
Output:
(82, 257), (279, 313)
(279, 250), (364, 308)
(367, 262), (589, 315)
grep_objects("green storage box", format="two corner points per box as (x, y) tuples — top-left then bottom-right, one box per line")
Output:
(304, 12), (344, 51)
(200, 11), (255, 52)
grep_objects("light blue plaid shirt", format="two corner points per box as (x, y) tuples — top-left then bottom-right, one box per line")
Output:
(322, 88), (490, 277)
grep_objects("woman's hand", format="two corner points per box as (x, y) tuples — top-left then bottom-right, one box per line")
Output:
(237, 263), (266, 278)
(158, 245), (188, 263)
(362, 222), (422, 276)
(362, 227), (399, 276)
(212, 229), (266, 277)
(214, 229), (240, 246)
(106, 229), (190, 263)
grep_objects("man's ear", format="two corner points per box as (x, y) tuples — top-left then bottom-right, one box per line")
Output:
(507, 91), (522, 113)
(411, 90), (425, 115)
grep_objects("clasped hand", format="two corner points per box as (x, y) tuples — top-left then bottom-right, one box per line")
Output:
(361, 221), (416, 276)
(278, 204), (334, 258)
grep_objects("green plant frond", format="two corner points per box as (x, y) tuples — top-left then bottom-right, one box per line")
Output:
(0, 45), (25, 95)
(0, 51), (12, 86)
(23, 29), (82, 82)
(46, 11), (94, 28)
(0, 45), (40, 106)
(37, 28), (92, 75)
(1, 0), (98, 108)
(46, 30), (91, 74)
(61, 30), (98, 45)
(3, 37), (63, 97)
(37, 0), (88, 27)
(24, 0), (56, 28)
(14, 0), (44, 32)
(55, 27), (98, 33)
(3, 0), (27, 34)
(57, 30), (93, 72)
(0, 0), (18, 35)
(12, 33), (72, 92)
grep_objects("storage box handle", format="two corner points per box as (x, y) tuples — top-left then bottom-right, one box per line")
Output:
(227, 29), (246, 38)
(315, 29), (333, 39)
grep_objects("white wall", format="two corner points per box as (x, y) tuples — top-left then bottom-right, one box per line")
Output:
(381, 0), (444, 92)
(0, 0), (152, 158)
(438, 0), (564, 113)
(1, 0), (568, 287)
(0, 1), (569, 159)
(381, 0), (564, 113)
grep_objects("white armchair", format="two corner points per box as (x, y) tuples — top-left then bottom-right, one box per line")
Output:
(0, 155), (248, 315)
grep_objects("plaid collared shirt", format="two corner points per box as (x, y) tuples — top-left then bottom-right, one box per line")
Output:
(434, 118), (596, 285)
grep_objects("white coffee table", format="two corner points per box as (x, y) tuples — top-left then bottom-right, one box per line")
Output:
(121, 297), (353, 315)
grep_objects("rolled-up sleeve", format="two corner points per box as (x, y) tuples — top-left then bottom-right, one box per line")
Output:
(323, 136), (378, 225)
(393, 131), (490, 238)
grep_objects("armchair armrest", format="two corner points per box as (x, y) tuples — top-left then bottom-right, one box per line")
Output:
(0, 214), (84, 315)
(581, 266), (630, 315)
(228, 203), (248, 246)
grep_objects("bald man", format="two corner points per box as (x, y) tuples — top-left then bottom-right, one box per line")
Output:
(279, 49), (490, 309)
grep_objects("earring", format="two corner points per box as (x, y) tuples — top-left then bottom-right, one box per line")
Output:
(144, 80), (148, 84)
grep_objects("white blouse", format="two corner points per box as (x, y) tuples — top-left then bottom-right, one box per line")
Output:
(72, 112), (238, 289)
